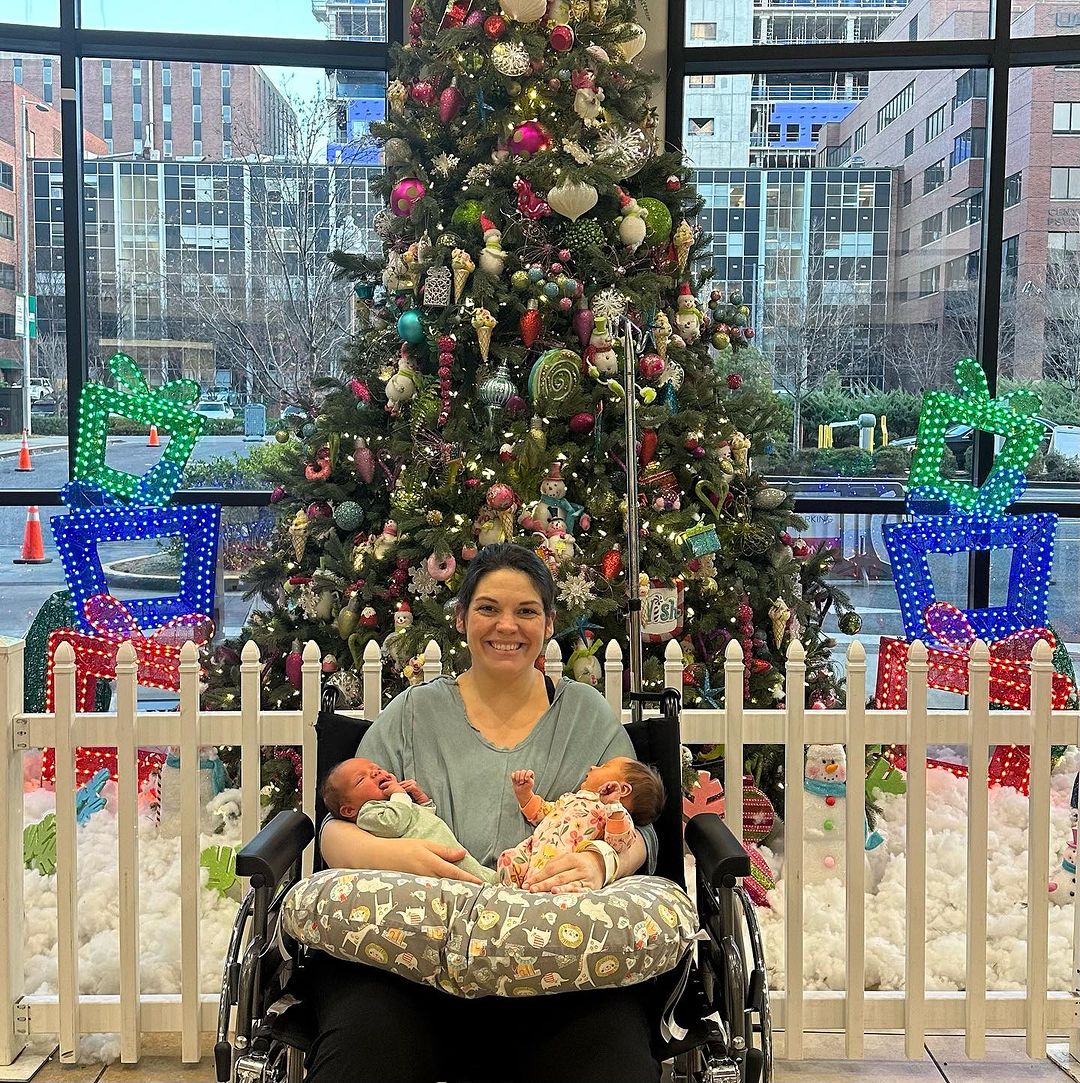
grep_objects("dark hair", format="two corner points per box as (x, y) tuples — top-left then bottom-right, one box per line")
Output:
(456, 542), (557, 618)
(319, 762), (349, 820)
(622, 760), (666, 826)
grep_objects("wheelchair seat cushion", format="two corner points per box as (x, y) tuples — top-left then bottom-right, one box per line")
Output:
(281, 869), (699, 998)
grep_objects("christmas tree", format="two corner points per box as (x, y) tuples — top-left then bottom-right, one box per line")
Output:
(206, 0), (855, 715)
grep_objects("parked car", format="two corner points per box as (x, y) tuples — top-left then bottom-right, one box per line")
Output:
(280, 404), (306, 421)
(29, 378), (53, 402)
(194, 401), (236, 421)
(889, 417), (1057, 466)
(30, 397), (57, 417)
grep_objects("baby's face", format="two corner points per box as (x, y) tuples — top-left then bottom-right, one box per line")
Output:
(583, 757), (631, 798)
(334, 758), (394, 818)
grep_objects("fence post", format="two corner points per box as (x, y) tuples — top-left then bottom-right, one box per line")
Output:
(663, 640), (683, 695)
(1027, 640), (1053, 1058)
(115, 641), (141, 1064)
(423, 640), (443, 685)
(723, 640), (743, 849)
(784, 640), (805, 1060)
(178, 640), (201, 1064)
(0, 639), (25, 1066)
(905, 640), (928, 1059)
(844, 640), (866, 1060)
(544, 641), (563, 695)
(363, 640), (382, 718)
(966, 640), (990, 1059)
(603, 639), (623, 718)
(240, 640), (262, 850)
(301, 641), (321, 876)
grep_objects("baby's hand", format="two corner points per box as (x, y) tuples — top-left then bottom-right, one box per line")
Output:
(378, 776), (406, 797)
(511, 769), (535, 794)
(400, 778), (431, 805)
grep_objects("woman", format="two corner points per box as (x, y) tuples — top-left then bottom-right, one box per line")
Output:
(307, 543), (663, 1083)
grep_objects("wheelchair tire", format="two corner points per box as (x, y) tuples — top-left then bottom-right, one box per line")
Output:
(734, 887), (773, 1083)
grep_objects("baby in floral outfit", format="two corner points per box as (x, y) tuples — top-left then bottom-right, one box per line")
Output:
(497, 756), (665, 888)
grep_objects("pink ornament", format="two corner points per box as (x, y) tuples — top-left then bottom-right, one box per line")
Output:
(639, 352), (665, 380)
(569, 412), (595, 435)
(426, 552), (457, 582)
(270, 485), (286, 503)
(437, 334), (455, 352)
(390, 177), (426, 217)
(285, 647), (304, 690)
(573, 307), (595, 348)
(549, 24), (574, 50)
(508, 120), (551, 156)
(439, 83), (465, 124)
(461, 542), (478, 560)
(410, 81), (437, 106)
(486, 482), (516, 509)
(823, 856), (836, 869)
(307, 501), (333, 519)
(465, 8), (485, 25)
(558, 296), (573, 311)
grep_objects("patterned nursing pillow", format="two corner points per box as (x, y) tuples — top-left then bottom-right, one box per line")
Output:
(281, 869), (699, 998)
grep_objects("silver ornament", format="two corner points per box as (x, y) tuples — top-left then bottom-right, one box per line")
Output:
(594, 125), (653, 179)
(424, 266), (452, 307)
(491, 41), (531, 77)
(478, 362), (517, 411)
(591, 288), (628, 322)
(373, 208), (395, 241)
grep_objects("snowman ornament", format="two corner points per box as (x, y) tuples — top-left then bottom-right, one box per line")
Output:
(1050, 773), (1079, 905)
(673, 283), (703, 346)
(382, 601), (414, 664)
(802, 743), (883, 886)
(385, 354), (419, 411)
(585, 317), (619, 377)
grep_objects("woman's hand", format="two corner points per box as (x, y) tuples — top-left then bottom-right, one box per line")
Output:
(320, 820), (485, 884)
(522, 849), (604, 893)
(399, 838), (486, 883)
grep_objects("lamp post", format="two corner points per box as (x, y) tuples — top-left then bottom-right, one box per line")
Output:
(19, 100), (48, 438)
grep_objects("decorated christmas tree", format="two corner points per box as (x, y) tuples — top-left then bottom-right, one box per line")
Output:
(205, 0), (855, 713)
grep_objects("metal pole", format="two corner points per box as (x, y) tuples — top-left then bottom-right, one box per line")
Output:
(621, 317), (644, 724)
(20, 101), (33, 437)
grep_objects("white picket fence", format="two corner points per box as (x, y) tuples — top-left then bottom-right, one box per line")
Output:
(0, 633), (1078, 1069)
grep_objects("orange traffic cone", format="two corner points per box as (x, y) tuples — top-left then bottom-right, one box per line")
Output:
(14, 506), (52, 565)
(15, 430), (32, 471)
(147, 424), (160, 447)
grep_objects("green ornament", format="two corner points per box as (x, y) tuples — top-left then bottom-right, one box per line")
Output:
(638, 198), (673, 246)
(438, 232), (462, 248)
(562, 219), (606, 252)
(511, 270), (530, 290)
(275, 429), (290, 443)
(451, 200), (484, 235)
(334, 500), (364, 532)
(838, 611), (863, 636)
(729, 290), (743, 306)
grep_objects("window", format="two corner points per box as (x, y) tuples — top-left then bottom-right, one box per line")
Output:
(0, 263), (14, 290)
(1048, 231), (1080, 286)
(951, 127), (986, 167)
(1002, 235), (1019, 280)
(688, 75), (716, 88)
(192, 65), (202, 88)
(919, 267), (940, 296)
(954, 69), (988, 110)
(102, 60), (111, 85)
(0, 213), (13, 241)
(192, 139), (203, 156)
(690, 22), (717, 40)
(948, 193), (983, 232)
(824, 138), (851, 167)
(0, 314), (15, 339)
(909, 16), (919, 39)
(946, 252), (980, 289)
(42, 58), (53, 104)
(0, 163), (12, 191)
(924, 158), (946, 193)
(1053, 102), (1080, 133)
(925, 105), (947, 142)
(877, 81), (915, 134)
(688, 117), (714, 136)
(1004, 171), (1022, 207)
(854, 123), (866, 152)
(903, 178), (913, 206)
(222, 66), (231, 88)
(785, 124), (800, 142)
(192, 105), (202, 124)
(921, 212), (942, 246)
(1051, 167), (1080, 199)
(904, 129), (915, 157)
(899, 228), (911, 255)
(162, 65), (171, 86)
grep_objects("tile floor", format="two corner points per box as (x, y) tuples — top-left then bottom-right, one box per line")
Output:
(7, 1033), (1077, 1082)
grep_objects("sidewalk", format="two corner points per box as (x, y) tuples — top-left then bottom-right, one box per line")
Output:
(0, 436), (67, 458)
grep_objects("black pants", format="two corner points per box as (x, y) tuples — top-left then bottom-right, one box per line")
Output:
(304, 955), (663, 1083)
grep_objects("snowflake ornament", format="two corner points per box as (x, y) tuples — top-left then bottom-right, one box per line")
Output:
(591, 288), (628, 323)
(409, 562), (442, 599)
(297, 582), (319, 619)
(562, 140), (593, 165)
(558, 571), (597, 610)
(433, 152), (460, 177)
(326, 670), (361, 707)
(464, 163), (494, 188)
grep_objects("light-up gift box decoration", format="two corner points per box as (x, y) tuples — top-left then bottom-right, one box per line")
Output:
(45, 594), (214, 712)
(907, 356), (1043, 516)
(72, 353), (206, 507)
(883, 512), (1056, 647)
(52, 503), (221, 635)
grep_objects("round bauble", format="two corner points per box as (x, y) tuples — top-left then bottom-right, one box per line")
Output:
(307, 501), (333, 519)
(397, 309), (425, 344)
(727, 373), (743, 390)
(390, 177), (426, 217)
(486, 482), (516, 509)
(511, 269), (530, 289)
(637, 197), (672, 245)
(498, 0), (546, 20)
(569, 411), (595, 435)
(483, 13), (507, 37)
(465, 8), (485, 25)
(562, 219), (605, 251)
(450, 199), (484, 234)
(838, 612), (863, 636)
(275, 430), (290, 444)
(383, 138), (411, 165)
(509, 120), (552, 156)
(333, 500), (364, 532)
(491, 40), (531, 77)
(712, 331), (730, 350)
(639, 353), (665, 380)
(549, 23), (574, 50)
(729, 290), (744, 306)
(594, 125), (652, 178)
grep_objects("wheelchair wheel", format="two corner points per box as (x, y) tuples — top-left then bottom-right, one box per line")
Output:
(734, 886), (772, 1083)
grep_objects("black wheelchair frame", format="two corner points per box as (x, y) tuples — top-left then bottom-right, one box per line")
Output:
(215, 687), (772, 1083)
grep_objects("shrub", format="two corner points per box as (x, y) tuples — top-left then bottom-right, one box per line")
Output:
(1044, 450), (1080, 481)
(872, 446), (910, 476)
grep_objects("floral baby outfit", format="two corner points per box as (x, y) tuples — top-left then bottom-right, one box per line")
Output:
(496, 789), (633, 887)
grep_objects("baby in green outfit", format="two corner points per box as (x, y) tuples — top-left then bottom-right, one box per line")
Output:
(320, 757), (499, 884)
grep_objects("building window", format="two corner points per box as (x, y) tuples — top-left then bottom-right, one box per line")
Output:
(1051, 167), (1080, 199)
(925, 105), (947, 142)
(948, 193), (983, 232)
(950, 127), (985, 167)
(0, 163), (12, 191)
(785, 123), (800, 142)
(903, 178), (913, 206)
(193, 105), (202, 124)
(102, 60), (111, 85)
(193, 140), (203, 156)
(1048, 231), (1080, 285)
(13, 59), (22, 85)
(946, 251), (980, 289)
(688, 117), (714, 136)
(854, 123), (866, 152)
(923, 158), (946, 193)
(954, 69), (988, 111)
(132, 63), (141, 85)
(0, 263), (14, 290)
(688, 75), (716, 87)
(919, 267), (940, 296)
(1004, 171), (1022, 207)
(899, 228), (910, 255)
(192, 65), (202, 88)
(908, 15), (919, 38)
(164, 139), (173, 156)
(162, 64), (171, 87)
(221, 65), (231, 88)
(824, 138), (851, 167)
(690, 22), (717, 39)
(921, 212), (942, 246)
(904, 129), (915, 157)
(877, 80), (915, 134)
(0, 212), (13, 241)
(0, 314), (15, 339)
(1002, 234), (1019, 280)
(1054, 103), (1080, 133)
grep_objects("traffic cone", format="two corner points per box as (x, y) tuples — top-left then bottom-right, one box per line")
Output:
(15, 430), (32, 471)
(147, 424), (160, 448)
(14, 506), (52, 565)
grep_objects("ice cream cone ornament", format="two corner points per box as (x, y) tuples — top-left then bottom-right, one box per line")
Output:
(451, 248), (475, 302)
(472, 307), (496, 362)
(673, 219), (694, 272)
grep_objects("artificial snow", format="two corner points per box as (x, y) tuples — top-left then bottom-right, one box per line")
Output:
(18, 748), (1080, 1062)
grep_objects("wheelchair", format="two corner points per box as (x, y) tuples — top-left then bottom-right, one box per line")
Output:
(215, 687), (772, 1083)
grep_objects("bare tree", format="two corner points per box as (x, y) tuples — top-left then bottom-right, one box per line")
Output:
(33, 332), (68, 414)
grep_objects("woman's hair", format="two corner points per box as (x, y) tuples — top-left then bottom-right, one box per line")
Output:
(456, 543), (557, 617)
(623, 760), (666, 826)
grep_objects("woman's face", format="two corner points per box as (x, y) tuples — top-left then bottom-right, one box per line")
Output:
(457, 567), (555, 675)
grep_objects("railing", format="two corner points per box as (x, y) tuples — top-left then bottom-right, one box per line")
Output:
(0, 633), (1076, 1066)
(751, 83), (870, 101)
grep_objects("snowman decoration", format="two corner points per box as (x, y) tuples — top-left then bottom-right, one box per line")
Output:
(385, 354), (419, 411)
(538, 461), (585, 534)
(585, 317), (619, 377)
(616, 189), (649, 252)
(1050, 773), (1079, 906)
(478, 220), (508, 278)
(382, 601), (414, 664)
(673, 283), (703, 346)
(802, 744), (883, 885)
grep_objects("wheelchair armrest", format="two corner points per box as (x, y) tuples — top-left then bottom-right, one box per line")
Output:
(236, 810), (315, 892)
(685, 813), (751, 888)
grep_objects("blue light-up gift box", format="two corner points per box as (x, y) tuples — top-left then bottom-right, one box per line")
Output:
(883, 512), (1057, 648)
(51, 503), (222, 634)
